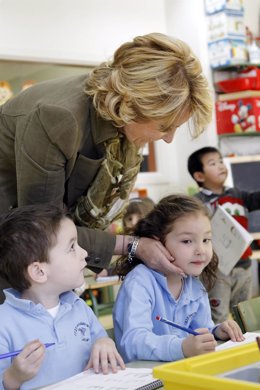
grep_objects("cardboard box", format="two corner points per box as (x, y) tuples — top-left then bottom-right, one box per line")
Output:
(207, 11), (245, 42)
(205, 0), (244, 15)
(208, 38), (248, 68)
(215, 94), (260, 134)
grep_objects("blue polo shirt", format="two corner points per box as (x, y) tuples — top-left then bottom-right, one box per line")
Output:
(113, 264), (215, 362)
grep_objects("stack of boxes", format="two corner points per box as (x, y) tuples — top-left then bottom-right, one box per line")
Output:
(205, 0), (248, 68)
(205, 0), (260, 135)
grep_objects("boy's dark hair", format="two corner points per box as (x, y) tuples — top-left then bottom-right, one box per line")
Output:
(0, 204), (71, 292)
(116, 194), (218, 291)
(187, 146), (221, 187)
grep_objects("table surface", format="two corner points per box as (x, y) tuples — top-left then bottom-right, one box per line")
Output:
(84, 275), (121, 289)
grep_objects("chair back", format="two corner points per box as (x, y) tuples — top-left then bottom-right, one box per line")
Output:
(235, 296), (260, 332)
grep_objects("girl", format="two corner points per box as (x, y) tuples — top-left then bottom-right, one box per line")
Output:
(113, 194), (244, 363)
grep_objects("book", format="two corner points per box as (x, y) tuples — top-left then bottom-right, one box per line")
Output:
(211, 205), (253, 276)
(39, 367), (163, 390)
(216, 332), (260, 351)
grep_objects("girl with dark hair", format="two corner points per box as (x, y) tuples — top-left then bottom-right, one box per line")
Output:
(113, 194), (243, 363)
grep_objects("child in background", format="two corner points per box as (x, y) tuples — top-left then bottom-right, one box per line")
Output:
(122, 197), (155, 234)
(187, 146), (260, 323)
(95, 197), (155, 278)
(113, 195), (243, 363)
(0, 204), (124, 390)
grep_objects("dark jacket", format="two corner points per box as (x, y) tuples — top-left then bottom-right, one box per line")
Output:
(0, 74), (119, 275)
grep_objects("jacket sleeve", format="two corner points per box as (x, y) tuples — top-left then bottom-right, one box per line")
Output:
(115, 276), (184, 362)
(15, 103), (115, 270)
(240, 189), (260, 211)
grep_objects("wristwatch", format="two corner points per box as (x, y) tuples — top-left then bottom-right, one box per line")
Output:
(127, 236), (140, 264)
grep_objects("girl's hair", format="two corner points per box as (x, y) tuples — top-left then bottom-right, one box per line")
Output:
(116, 194), (218, 291)
(85, 33), (213, 138)
(0, 204), (71, 292)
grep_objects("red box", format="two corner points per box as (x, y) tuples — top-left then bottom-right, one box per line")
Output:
(215, 96), (260, 134)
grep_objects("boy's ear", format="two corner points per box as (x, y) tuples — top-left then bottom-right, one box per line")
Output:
(27, 262), (47, 283)
(193, 171), (205, 184)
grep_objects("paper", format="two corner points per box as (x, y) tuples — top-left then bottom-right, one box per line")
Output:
(95, 275), (120, 283)
(40, 367), (163, 390)
(211, 205), (253, 275)
(216, 332), (260, 351)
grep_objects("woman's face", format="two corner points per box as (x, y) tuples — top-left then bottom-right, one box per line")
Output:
(122, 111), (190, 148)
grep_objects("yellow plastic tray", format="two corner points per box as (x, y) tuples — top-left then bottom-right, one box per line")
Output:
(153, 342), (260, 389)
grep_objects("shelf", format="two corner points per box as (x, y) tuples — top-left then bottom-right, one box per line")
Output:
(212, 63), (260, 71)
(218, 132), (260, 138)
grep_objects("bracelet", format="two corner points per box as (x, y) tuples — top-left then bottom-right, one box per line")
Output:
(127, 236), (140, 264)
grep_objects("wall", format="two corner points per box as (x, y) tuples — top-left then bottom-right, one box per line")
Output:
(0, 0), (166, 63)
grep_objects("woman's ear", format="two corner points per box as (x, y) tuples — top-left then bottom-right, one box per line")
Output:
(27, 262), (47, 283)
(193, 171), (205, 184)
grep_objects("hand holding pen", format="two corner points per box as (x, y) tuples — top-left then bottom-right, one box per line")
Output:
(2, 340), (53, 390)
(156, 316), (216, 358)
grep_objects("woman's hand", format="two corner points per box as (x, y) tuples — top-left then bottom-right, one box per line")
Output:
(3, 340), (45, 390)
(182, 328), (217, 358)
(85, 337), (125, 374)
(136, 237), (186, 277)
(213, 320), (245, 342)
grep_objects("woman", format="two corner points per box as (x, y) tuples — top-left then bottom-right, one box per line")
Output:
(0, 33), (212, 300)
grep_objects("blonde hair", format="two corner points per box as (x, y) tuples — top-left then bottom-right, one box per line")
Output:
(85, 33), (213, 138)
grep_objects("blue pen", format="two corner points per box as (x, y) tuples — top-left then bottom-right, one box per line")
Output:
(156, 316), (200, 336)
(0, 342), (55, 360)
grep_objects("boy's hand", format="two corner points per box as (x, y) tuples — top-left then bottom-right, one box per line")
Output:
(214, 320), (245, 342)
(182, 328), (217, 358)
(3, 340), (45, 390)
(85, 337), (125, 374)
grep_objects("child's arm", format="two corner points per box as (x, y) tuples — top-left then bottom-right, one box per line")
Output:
(213, 320), (244, 342)
(3, 340), (45, 390)
(85, 337), (125, 374)
(182, 328), (217, 357)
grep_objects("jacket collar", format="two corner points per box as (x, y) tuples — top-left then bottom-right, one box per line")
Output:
(199, 186), (230, 196)
(89, 101), (119, 144)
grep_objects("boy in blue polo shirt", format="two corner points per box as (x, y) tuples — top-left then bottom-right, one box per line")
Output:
(0, 204), (124, 390)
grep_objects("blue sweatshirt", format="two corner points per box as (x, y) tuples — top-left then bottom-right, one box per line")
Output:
(113, 264), (215, 362)
(0, 289), (107, 390)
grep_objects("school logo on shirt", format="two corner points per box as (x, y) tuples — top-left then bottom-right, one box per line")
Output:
(74, 322), (90, 342)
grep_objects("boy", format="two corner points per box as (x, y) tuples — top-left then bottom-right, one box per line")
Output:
(187, 146), (260, 323)
(0, 204), (124, 390)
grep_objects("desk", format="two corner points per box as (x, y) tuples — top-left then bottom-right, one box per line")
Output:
(83, 275), (121, 316)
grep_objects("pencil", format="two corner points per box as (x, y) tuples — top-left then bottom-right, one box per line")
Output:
(156, 316), (200, 336)
(0, 342), (55, 360)
(256, 336), (260, 351)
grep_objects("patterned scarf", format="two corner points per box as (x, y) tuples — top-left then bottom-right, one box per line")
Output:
(74, 135), (143, 229)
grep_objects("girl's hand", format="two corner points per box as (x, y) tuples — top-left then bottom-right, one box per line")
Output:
(213, 320), (245, 342)
(182, 328), (217, 357)
(136, 237), (186, 277)
(3, 340), (45, 390)
(85, 337), (125, 374)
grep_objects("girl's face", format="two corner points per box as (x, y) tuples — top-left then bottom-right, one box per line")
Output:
(164, 212), (213, 277)
(44, 218), (88, 294)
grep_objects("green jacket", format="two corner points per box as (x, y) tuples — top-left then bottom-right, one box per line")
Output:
(0, 74), (118, 273)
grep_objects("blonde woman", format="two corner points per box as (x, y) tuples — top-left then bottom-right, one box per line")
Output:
(0, 33), (213, 300)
